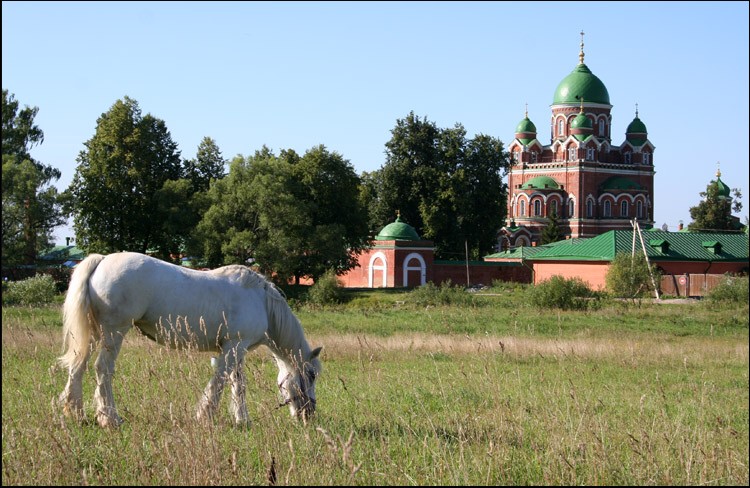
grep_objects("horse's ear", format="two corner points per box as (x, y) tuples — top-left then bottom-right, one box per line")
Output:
(310, 346), (323, 359)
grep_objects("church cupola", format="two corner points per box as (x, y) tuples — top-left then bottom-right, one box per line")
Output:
(515, 105), (537, 145)
(552, 32), (611, 106)
(626, 105), (648, 146)
(570, 99), (593, 141)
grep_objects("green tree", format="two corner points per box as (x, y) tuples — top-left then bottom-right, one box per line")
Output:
(372, 112), (509, 259)
(605, 251), (660, 301)
(688, 177), (744, 232)
(66, 97), (183, 257)
(184, 136), (226, 192)
(540, 210), (562, 245)
(2, 89), (64, 265)
(288, 144), (370, 281)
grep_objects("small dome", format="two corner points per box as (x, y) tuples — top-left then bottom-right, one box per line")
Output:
(599, 176), (642, 191)
(570, 110), (593, 142)
(375, 215), (421, 241)
(553, 63), (610, 105)
(626, 117), (647, 135)
(713, 172), (731, 199)
(520, 176), (560, 190)
(515, 116), (537, 135)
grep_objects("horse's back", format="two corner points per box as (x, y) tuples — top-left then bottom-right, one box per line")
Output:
(87, 253), (268, 348)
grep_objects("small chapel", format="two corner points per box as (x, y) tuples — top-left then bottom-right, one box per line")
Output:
(500, 32), (655, 249)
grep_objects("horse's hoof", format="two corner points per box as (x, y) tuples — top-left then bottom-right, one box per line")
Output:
(96, 411), (123, 428)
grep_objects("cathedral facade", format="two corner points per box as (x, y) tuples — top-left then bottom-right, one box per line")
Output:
(501, 34), (655, 248)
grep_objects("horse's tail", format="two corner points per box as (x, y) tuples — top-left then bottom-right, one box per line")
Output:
(58, 253), (106, 371)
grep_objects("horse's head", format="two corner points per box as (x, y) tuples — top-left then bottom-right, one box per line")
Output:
(277, 346), (323, 422)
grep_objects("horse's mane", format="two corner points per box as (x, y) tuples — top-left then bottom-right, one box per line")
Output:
(208, 265), (307, 357)
(209, 265), (270, 290)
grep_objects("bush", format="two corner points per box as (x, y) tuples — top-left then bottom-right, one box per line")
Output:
(528, 275), (600, 311)
(606, 252), (661, 300)
(307, 269), (345, 306)
(408, 280), (477, 307)
(2, 274), (58, 306)
(706, 275), (749, 305)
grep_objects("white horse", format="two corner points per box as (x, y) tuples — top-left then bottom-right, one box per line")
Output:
(57, 252), (322, 428)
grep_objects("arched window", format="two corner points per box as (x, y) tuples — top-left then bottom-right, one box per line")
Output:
(519, 200), (526, 217)
(569, 200), (575, 218)
(624, 152), (631, 164)
(643, 152), (651, 165)
(620, 200), (628, 217)
(598, 119), (605, 136)
(550, 200), (558, 218)
(558, 119), (564, 138)
(534, 200), (541, 216)
(603, 201), (612, 217)
(637, 201), (643, 218)
(586, 200), (593, 218)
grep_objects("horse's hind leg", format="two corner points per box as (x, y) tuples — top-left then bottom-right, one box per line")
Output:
(196, 355), (228, 422)
(59, 347), (93, 421)
(93, 326), (128, 428)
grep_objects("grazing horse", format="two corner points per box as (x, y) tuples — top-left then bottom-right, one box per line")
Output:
(57, 252), (322, 427)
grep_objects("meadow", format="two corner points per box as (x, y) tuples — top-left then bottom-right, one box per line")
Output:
(2, 286), (748, 485)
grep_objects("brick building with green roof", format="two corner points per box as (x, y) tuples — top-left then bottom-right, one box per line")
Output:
(502, 32), (655, 249)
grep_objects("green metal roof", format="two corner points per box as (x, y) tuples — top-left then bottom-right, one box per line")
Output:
(515, 116), (537, 135)
(528, 230), (749, 262)
(626, 116), (647, 134)
(713, 176), (731, 198)
(553, 63), (610, 105)
(38, 245), (86, 261)
(520, 176), (560, 190)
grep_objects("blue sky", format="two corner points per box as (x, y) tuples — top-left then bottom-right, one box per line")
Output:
(3, 1), (748, 245)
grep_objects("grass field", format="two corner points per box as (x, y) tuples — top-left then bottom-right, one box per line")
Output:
(2, 287), (748, 485)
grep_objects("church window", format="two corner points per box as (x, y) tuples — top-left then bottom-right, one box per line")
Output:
(598, 119), (605, 136)
(586, 148), (595, 161)
(569, 200), (575, 218)
(558, 119), (564, 138)
(637, 201), (643, 218)
(586, 200), (593, 218)
(624, 152), (631, 164)
(534, 200), (542, 216)
(531, 151), (538, 163)
(550, 200), (558, 217)
(519, 200), (526, 217)
(568, 148), (577, 161)
(620, 200), (628, 217)
(643, 152), (651, 165)
(604, 201), (612, 217)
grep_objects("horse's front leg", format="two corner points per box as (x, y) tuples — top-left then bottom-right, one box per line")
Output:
(93, 326), (128, 428)
(224, 340), (251, 426)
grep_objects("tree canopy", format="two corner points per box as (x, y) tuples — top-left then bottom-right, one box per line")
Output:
(367, 112), (510, 259)
(66, 96), (183, 256)
(688, 176), (744, 232)
(2, 89), (64, 265)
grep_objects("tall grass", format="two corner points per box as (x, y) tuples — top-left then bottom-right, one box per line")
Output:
(2, 290), (748, 485)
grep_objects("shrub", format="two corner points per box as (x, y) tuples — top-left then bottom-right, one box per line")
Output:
(706, 275), (749, 305)
(606, 252), (661, 300)
(307, 269), (345, 306)
(408, 280), (476, 307)
(528, 275), (600, 311)
(2, 274), (58, 306)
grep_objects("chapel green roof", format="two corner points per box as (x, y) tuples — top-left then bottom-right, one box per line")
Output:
(713, 174), (731, 199)
(520, 176), (560, 190)
(375, 215), (421, 241)
(553, 63), (610, 105)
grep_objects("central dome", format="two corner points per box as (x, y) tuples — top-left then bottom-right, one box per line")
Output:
(553, 63), (610, 105)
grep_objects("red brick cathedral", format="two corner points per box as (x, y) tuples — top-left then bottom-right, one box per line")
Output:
(501, 32), (655, 248)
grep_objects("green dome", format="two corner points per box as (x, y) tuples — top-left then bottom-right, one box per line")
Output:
(520, 176), (560, 190)
(599, 176), (642, 191)
(713, 175), (731, 199)
(626, 117), (647, 135)
(553, 64), (610, 105)
(515, 116), (537, 145)
(515, 117), (537, 135)
(375, 216), (421, 241)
